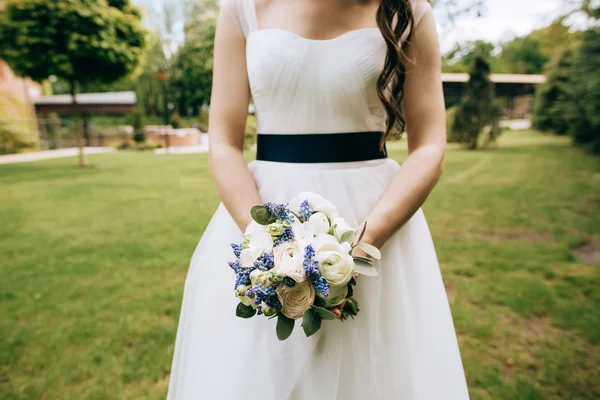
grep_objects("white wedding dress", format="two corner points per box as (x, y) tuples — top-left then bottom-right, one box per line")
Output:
(167, 0), (469, 399)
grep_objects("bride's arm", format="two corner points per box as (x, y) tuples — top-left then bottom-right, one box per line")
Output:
(208, 8), (262, 231)
(363, 12), (446, 248)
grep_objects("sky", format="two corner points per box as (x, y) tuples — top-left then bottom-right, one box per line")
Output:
(134, 0), (572, 55)
(434, 0), (564, 53)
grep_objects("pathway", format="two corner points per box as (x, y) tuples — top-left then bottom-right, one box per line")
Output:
(0, 147), (116, 165)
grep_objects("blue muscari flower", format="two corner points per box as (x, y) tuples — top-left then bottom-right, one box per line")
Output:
(283, 277), (296, 287)
(228, 260), (243, 274)
(264, 202), (294, 224)
(231, 243), (243, 259)
(273, 226), (295, 247)
(234, 266), (255, 289)
(253, 252), (275, 271)
(246, 284), (282, 311)
(303, 245), (329, 297)
(298, 199), (312, 222)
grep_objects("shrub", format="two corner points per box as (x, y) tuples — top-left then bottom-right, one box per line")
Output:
(132, 111), (145, 143)
(0, 123), (35, 154)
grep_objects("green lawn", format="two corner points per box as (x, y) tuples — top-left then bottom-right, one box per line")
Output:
(1, 130), (599, 399)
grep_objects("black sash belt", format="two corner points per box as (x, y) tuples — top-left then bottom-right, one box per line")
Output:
(256, 131), (387, 163)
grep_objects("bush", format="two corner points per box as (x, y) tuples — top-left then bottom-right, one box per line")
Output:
(0, 123), (35, 154)
(446, 106), (459, 142)
(132, 111), (145, 143)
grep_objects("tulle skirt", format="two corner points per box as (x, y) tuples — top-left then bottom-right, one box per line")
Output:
(167, 158), (469, 399)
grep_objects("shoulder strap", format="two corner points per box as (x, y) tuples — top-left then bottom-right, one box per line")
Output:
(221, 0), (258, 38)
(412, 0), (432, 28)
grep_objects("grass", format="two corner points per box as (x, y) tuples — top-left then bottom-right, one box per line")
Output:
(1, 129), (599, 399)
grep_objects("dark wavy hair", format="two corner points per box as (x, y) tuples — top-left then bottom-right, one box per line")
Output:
(376, 0), (420, 149)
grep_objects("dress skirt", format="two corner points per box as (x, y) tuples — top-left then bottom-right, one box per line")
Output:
(167, 158), (470, 400)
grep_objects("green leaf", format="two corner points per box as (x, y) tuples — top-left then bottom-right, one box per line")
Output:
(250, 205), (271, 225)
(313, 296), (327, 308)
(354, 221), (367, 247)
(236, 302), (256, 319)
(352, 258), (379, 277)
(311, 305), (337, 320)
(347, 281), (354, 298)
(356, 242), (381, 260)
(302, 308), (322, 337)
(276, 314), (295, 340)
(340, 230), (355, 245)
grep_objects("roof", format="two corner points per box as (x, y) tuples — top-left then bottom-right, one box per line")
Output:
(34, 91), (136, 105)
(442, 73), (547, 84)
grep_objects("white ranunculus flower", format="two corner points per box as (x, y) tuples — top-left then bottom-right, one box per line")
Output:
(290, 219), (310, 240)
(308, 212), (330, 236)
(244, 221), (273, 251)
(322, 284), (348, 307)
(289, 192), (339, 219)
(273, 241), (306, 282)
(261, 302), (277, 317)
(276, 281), (316, 319)
(331, 217), (356, 243)
(235, 285), (254, 307)
(312, 234), (354, 287)
(266, 223), (285, 237)
(249, 269), (273, 287)
(240, 247), (264, 268)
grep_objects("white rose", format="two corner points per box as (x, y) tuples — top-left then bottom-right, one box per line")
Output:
(240, 247), (264, 268)
(331, 217), (356, 243)
(312, 234), (354, 287)
(308, 212), (330, 236)
(322, 284), (348, 307)
(276, 281), (316, 319)
(244, 221), (273, 251)
(289, 192), (339, 219)
(273, 241), (306, 283)
(235, 285), (255, 307)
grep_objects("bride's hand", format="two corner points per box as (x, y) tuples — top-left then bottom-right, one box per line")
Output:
(331, 246), (367, 318)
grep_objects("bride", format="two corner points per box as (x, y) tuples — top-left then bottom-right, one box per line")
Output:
(167, 0), (469, 398)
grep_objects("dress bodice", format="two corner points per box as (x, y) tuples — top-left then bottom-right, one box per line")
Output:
(222, 0), (431, 135)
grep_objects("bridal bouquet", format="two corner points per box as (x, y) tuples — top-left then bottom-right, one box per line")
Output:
(228, 192), (380, 340)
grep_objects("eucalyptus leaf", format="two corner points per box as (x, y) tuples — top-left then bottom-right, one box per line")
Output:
(355, 221), (367, 247)
(276, 314), (295, 340)
(340, 230), (356, 245)
(250, 205), (271, 225)
(313, 296), (327, 308)
(302, 308), (322, 337)
(356, 242), (381, 260)
(352, 258), (379, 277)
(311, 305), (337, 320)
(353, 256), (373, 265)
(236, 303), (256, 319)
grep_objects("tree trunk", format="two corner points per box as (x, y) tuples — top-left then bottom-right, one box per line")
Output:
(70, 80), (87, 167)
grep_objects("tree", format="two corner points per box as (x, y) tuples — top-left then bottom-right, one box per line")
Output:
(169, 0), (218, 116)
(443, 40), (497, 73)
(568, 25), (600, 153)
(532, 1), (600, 154)
(497, 36), (548, 74)
(451, 56), (502, 149)
(532, 47), (577, 134)
(0, 0), (147, 167)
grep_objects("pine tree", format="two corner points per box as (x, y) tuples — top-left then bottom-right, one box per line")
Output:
(532, 47), (576, 135)
(451, 56), (502, 150)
